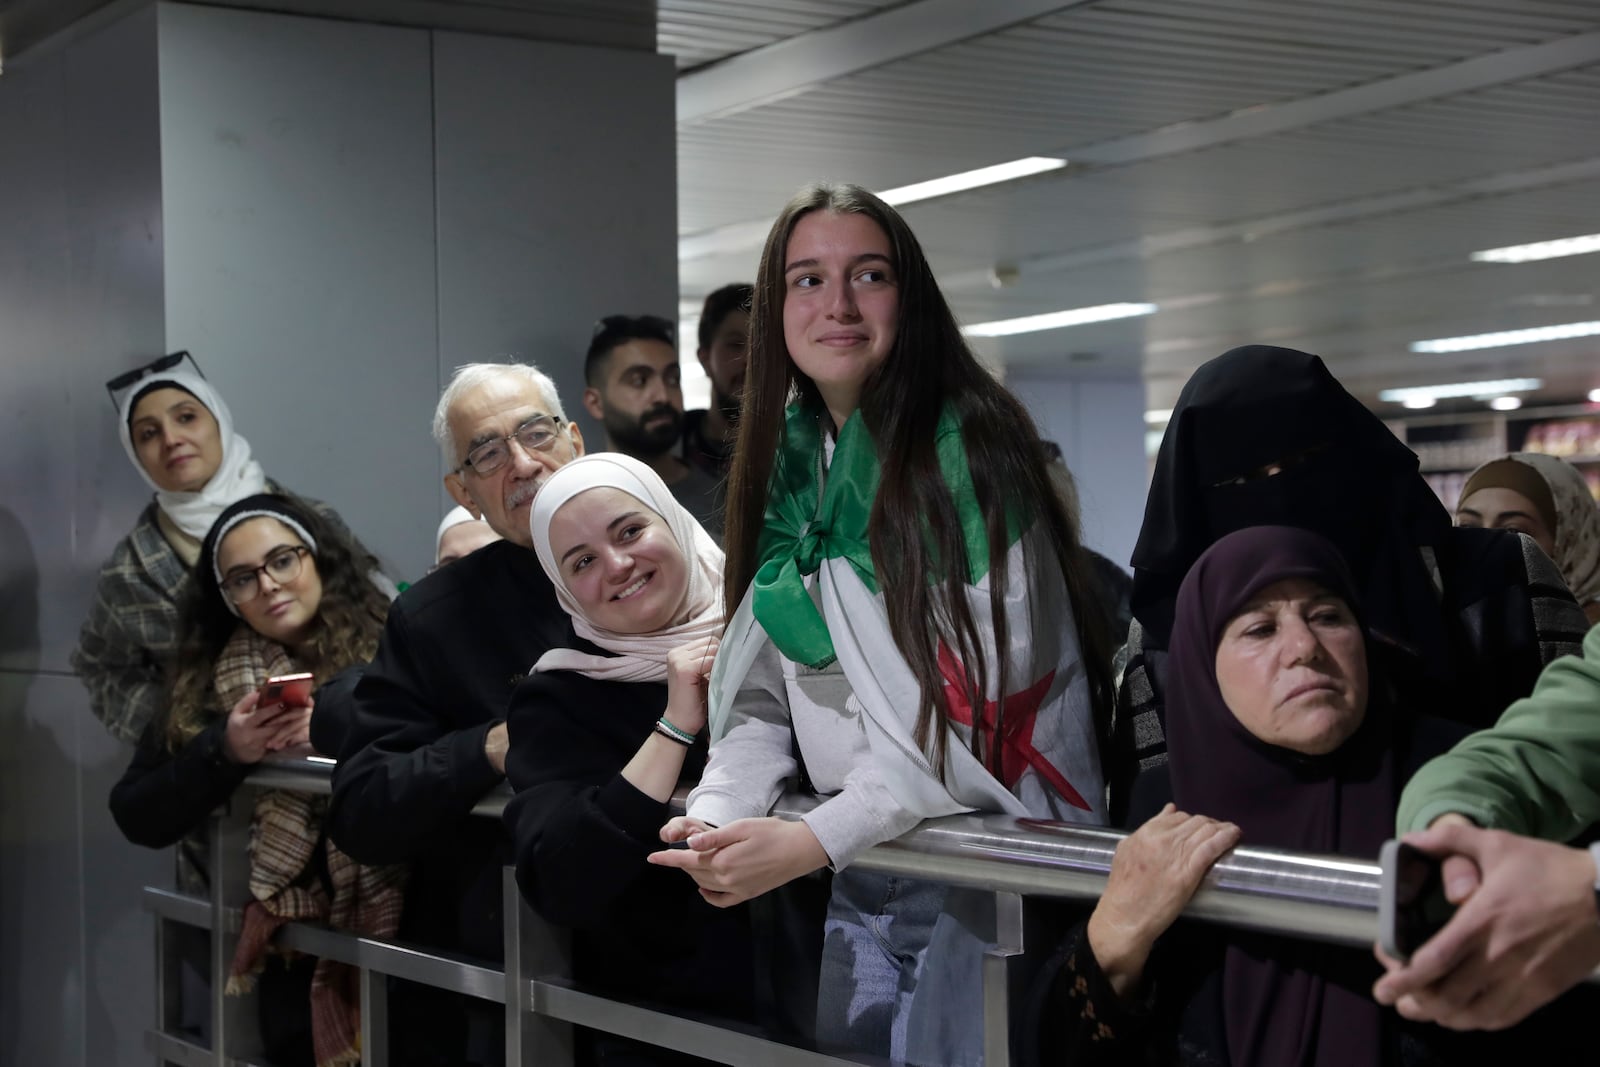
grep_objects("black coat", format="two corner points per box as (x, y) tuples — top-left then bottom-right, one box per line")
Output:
(502, 667), (755, 1015)
(110, 664), (361, 866)
(326, 539), (570, 963)
(110, 715), (250, 852)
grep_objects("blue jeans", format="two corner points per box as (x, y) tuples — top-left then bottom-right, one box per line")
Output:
(814, 868), (992, 1067)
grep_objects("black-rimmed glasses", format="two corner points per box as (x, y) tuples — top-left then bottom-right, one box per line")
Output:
(221, 546), (312, 605)
(105, 351), (203, 408)
(458, 415), (566, 477)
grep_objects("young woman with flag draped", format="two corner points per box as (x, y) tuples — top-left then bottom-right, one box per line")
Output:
(650, 183), (1117, 1066)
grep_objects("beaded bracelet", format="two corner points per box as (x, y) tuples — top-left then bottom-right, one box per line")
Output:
(654, 717), (697, 747)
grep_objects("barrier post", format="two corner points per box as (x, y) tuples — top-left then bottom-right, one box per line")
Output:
(360, 964), (389, 1066)
(503, 866), (574, 1067)
(981, 890), (1025, 1067)
(209, 805), (264, 1064)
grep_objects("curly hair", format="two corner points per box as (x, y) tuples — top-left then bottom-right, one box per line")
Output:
(166, 492), (389, 749)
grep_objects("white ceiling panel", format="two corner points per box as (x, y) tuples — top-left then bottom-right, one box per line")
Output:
(667, 0), (1600, 409)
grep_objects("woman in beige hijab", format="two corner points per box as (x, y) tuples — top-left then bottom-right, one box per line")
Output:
(1458, 453), (1600, 627)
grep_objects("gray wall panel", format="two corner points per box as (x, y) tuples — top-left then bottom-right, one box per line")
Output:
(0, 5), (166, 674)
(0, 8), (167, 1060)
(431, 32), (678, 454)
(157, 3), (441, 580)
(1008, 371), (1148, 571)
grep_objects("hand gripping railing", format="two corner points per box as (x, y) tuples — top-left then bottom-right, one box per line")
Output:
(143, 756), (1389, 1067)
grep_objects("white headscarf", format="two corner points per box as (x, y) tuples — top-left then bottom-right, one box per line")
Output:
(117, 369), (268, 540)
(529, 453), (724, 682)
(436, 505), (480, 561)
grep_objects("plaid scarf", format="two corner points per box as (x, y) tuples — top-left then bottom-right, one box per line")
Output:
(214, 626), (408, 1067)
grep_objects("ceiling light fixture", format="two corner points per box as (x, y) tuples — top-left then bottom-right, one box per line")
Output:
(878, 157), (1067, 207)
(1411, 321), (1600, 353)
(964, 302), (1157, 338)
(1145, 408), (1174, 423)
(1471, 233), (1600, 264)
(1488, 396), (1523, 411)
(1401, 397), (1437, 410)
(1379, 378), (1543, 404)
(1589, 388), (1600, 403)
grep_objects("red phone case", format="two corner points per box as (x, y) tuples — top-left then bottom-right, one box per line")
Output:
(258, 672), (315, 709)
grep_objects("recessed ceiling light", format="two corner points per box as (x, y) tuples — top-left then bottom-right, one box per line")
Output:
(1145, 408), (1173, 423)
(1402, 397), (1437, 410)
(1471, 233), (1600, 264)
(1488, 396), (1523, 411)
(1411, 321), (1600, 353)
(964, 302), (1157, 337)
(1379, 378), (1542, 404)
(879, 157), (1067, 207)
(1589, 388), (1600, 403)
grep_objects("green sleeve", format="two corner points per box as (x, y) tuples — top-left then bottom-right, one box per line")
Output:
(1398, 625), (1600, 839)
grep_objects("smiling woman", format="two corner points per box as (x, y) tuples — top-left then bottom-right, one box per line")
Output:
(108, 492), (401, 1067)
(500, 454), (758, 1062)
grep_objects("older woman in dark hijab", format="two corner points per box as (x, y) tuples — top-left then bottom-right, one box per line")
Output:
(1111, 346), (1588, 815)
(1025, 526), (1583, 1067)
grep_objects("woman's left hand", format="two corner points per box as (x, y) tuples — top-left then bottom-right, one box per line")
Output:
(647, 816), (828, 907)
(663, 635), (719, 737)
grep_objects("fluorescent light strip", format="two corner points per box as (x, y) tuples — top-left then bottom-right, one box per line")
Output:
(1590, 388), (1600, 403)
(1488, 396), (1523, 411)
(1472, 233), (1600, 264)
(1402, 397), (1436, 410)
(1145, 408), (1174, 424)
(1379, 378), (1542, 404)
(964, 302), (1157, 338)
(1411, 321), (1600, 353)
(878, 157), (1067, 207)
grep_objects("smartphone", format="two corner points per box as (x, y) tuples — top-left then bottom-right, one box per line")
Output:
(1378, 839), (1457, 960)
(256, 673), (315, 712)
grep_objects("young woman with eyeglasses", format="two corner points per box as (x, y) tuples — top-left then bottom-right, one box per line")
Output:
(110, 493), (403, 1067)
(73, 355), (389, 747)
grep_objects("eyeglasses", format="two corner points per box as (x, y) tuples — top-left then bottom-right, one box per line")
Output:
(459, 415), (567, 477)
(105, 351), (203, 408)
(222, 546), (312, 605)
(591, 314), (676, 344)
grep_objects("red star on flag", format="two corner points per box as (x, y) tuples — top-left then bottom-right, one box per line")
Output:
(938, 641), (1091, 810)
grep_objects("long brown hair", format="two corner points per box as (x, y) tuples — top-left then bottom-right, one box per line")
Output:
(723, 182), (1116, 777)
(167, 493), (389, 749)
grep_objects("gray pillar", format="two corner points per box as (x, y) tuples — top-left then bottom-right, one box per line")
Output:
(0, 3), (675, 1062)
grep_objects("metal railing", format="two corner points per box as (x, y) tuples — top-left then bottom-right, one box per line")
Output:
(144, 756), (1393, 1067)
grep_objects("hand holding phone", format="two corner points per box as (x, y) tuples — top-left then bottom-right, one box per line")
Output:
(256, 673), (315, 714)
(1378, 838), (1458, 961)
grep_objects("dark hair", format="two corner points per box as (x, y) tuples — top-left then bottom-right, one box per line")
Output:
(584, 314), (676, 386)
(126, 381), (202, 429)
(724, 182), (1116, 776)
(166, 492), (389, 749)
(696, 284), (754, 351)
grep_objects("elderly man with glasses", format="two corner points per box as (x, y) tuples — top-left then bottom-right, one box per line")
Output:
(325, 362), (584, 1066)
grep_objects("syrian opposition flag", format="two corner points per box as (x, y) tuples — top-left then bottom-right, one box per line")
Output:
(708, 409), (1106, 828)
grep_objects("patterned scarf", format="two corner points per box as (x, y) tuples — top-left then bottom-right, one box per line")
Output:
(213, 626), (407, 1067)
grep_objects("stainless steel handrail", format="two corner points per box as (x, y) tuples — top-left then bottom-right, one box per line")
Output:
(252, 755), (1382, 947)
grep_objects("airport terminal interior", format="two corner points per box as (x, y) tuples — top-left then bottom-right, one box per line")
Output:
(2, 0), (1599, 1064)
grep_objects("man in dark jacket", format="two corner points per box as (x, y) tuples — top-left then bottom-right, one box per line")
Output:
(326, 362), (585, 1065)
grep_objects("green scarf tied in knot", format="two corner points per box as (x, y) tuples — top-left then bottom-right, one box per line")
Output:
(751, 403), (1022, 669)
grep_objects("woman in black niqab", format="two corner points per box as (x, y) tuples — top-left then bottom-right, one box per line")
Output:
(1112, 345), (1588, 815)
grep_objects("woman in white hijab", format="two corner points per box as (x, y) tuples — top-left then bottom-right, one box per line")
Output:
(72, 353), (375, 744)
(500, 454), (758, 1060)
